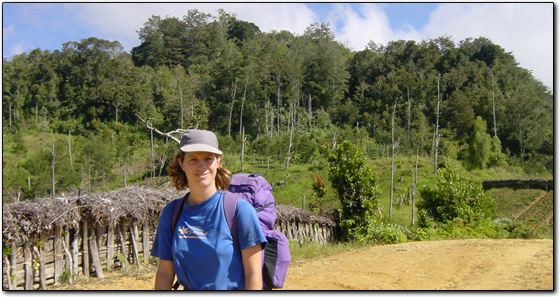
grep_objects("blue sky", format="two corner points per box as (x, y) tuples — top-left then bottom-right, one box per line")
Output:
(2, 2), (553, 89)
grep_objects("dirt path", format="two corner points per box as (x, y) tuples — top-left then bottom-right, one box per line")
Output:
(53, 238), (553, 290)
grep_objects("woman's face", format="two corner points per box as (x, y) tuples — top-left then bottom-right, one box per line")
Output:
(179, 151), (221, 191)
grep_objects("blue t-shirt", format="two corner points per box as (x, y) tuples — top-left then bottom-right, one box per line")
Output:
(151, 190), (267, 290)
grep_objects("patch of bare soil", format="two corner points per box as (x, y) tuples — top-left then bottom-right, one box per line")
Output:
(52, 239), (553, 290)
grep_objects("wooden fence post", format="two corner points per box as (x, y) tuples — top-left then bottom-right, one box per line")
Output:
(3, 242), (15, 290)
(88, 226), (104, 279)
(82, 222), (89, 278)
(23, 242), (33, 290)
(107, 224), (115, 271)
(36, 233), (47, 289)
(71, 227), (79, 279)
(96, 226), (103, 261)
(54, 226), (63, 285)
(130, 221), (141, 270)
(142, 220), (150, 265)
(62, 230), (73, 284)
(118, 223), (128, 272)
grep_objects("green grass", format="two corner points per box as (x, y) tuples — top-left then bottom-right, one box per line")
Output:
(224, 152), (551, 230)
(371, 155), (436, 226)
(198, 151), (554, 241)
(223, 153), (331, 209)
(288, 240), (375, 263)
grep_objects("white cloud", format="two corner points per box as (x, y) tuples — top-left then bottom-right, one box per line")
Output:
(329, 3), (552, 89)
(328, 3), (394, 51)
(7, 41), (34, 58)
(221, 3), (316, 35)
(3, 21), (33, 57)
(3, 24), (15, 41)
(420, 3), (553, 89)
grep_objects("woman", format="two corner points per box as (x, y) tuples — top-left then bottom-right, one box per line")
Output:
(150, 129), (267, 290)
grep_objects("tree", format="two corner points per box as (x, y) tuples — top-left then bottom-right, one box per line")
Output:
(132, 15), (187, 67)
(325, 141), (381, 240)
(389, 100), (400, 218)
(417, 163), (495, 225)
(467, 116), (492, 170)
(432, 73), (442, 174)
(301, 23), (350, 113)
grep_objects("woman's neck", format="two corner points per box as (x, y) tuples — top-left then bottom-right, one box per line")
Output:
(187, 186), (218, 205)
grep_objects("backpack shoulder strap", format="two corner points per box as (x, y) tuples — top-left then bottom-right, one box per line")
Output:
(169, 194), (188, 291)
(171, 194), (188, 236)
(223, 191), (240, 249)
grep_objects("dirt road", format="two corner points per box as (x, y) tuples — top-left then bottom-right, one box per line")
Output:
(54, 238), (553, 290)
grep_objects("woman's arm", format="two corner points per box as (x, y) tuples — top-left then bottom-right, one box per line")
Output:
(154, 259), (175, 290)
(241, 244), (263, 290)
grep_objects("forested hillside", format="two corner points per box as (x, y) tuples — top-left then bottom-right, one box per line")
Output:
(2, 9), (553, 202)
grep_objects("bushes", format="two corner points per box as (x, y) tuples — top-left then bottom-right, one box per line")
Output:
(412, 164), (546, 240)
(324, 141), (381, 241)
(355, 223), (408, 245)
(417, 163), (496, 225)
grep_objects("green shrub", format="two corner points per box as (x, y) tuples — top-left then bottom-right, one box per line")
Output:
(347, 223), (409, 245)
(324, 141), (381, 240)
(417, 163), (496, 224)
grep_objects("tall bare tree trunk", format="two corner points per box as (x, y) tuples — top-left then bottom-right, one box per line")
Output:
(308, 94), (313, 130)
(239, 75), (249, 137)
(270, 104), (274, 138)
(9, 102), (12, 129)
(179, 80), (184, 128)
(228, 78), (238, 136)
(407, 87), (411, 141)
(158, 137), (169, 178)
(432, 74), (442, 174)
(389, 101), (399, 218)
(412, 145), (419, 225)
(277, 72), (282, 137)
(115, 97), (119, 125)
(240, 127), (246, 172)
(265, 100), (269, 136)
(285, 101), (295, 171)
(49, 140), (56, 198)
(122, 159), (127, 187)
(491, 70), (498, 160)
(150, 129), (155, 185)
(68, 130), (74, 173)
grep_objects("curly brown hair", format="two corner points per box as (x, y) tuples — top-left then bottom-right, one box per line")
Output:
(167, 150), (232, 191)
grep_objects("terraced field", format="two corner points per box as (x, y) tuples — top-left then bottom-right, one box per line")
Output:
(516, 191), (554, 227)
(487, 188), (554, 227)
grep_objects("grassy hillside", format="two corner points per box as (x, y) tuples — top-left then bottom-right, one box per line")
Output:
(216, 153), (552, 231)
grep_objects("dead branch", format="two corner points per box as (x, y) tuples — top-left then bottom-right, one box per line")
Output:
(135, 113), (184, 144)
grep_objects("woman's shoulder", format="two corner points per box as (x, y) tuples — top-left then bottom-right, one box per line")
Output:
(235, 198), (258, 216)
(162, 195), (186, 215)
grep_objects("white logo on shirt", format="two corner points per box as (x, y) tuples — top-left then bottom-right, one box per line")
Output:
(178, 225), (207, 239)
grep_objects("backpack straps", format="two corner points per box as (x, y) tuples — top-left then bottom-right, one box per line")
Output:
(223, 192), (273, 249)
(171, 194), (188, 236)
(223, 192), (240, 249)
(169, 195), (187, 290)
(255, 202), (275, 212)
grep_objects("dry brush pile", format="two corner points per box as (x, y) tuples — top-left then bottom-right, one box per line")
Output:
(2, 186), (177, 246)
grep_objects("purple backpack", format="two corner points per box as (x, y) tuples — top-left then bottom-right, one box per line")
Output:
(170, 173), (291, 289)
(226, 173), (291, 289)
